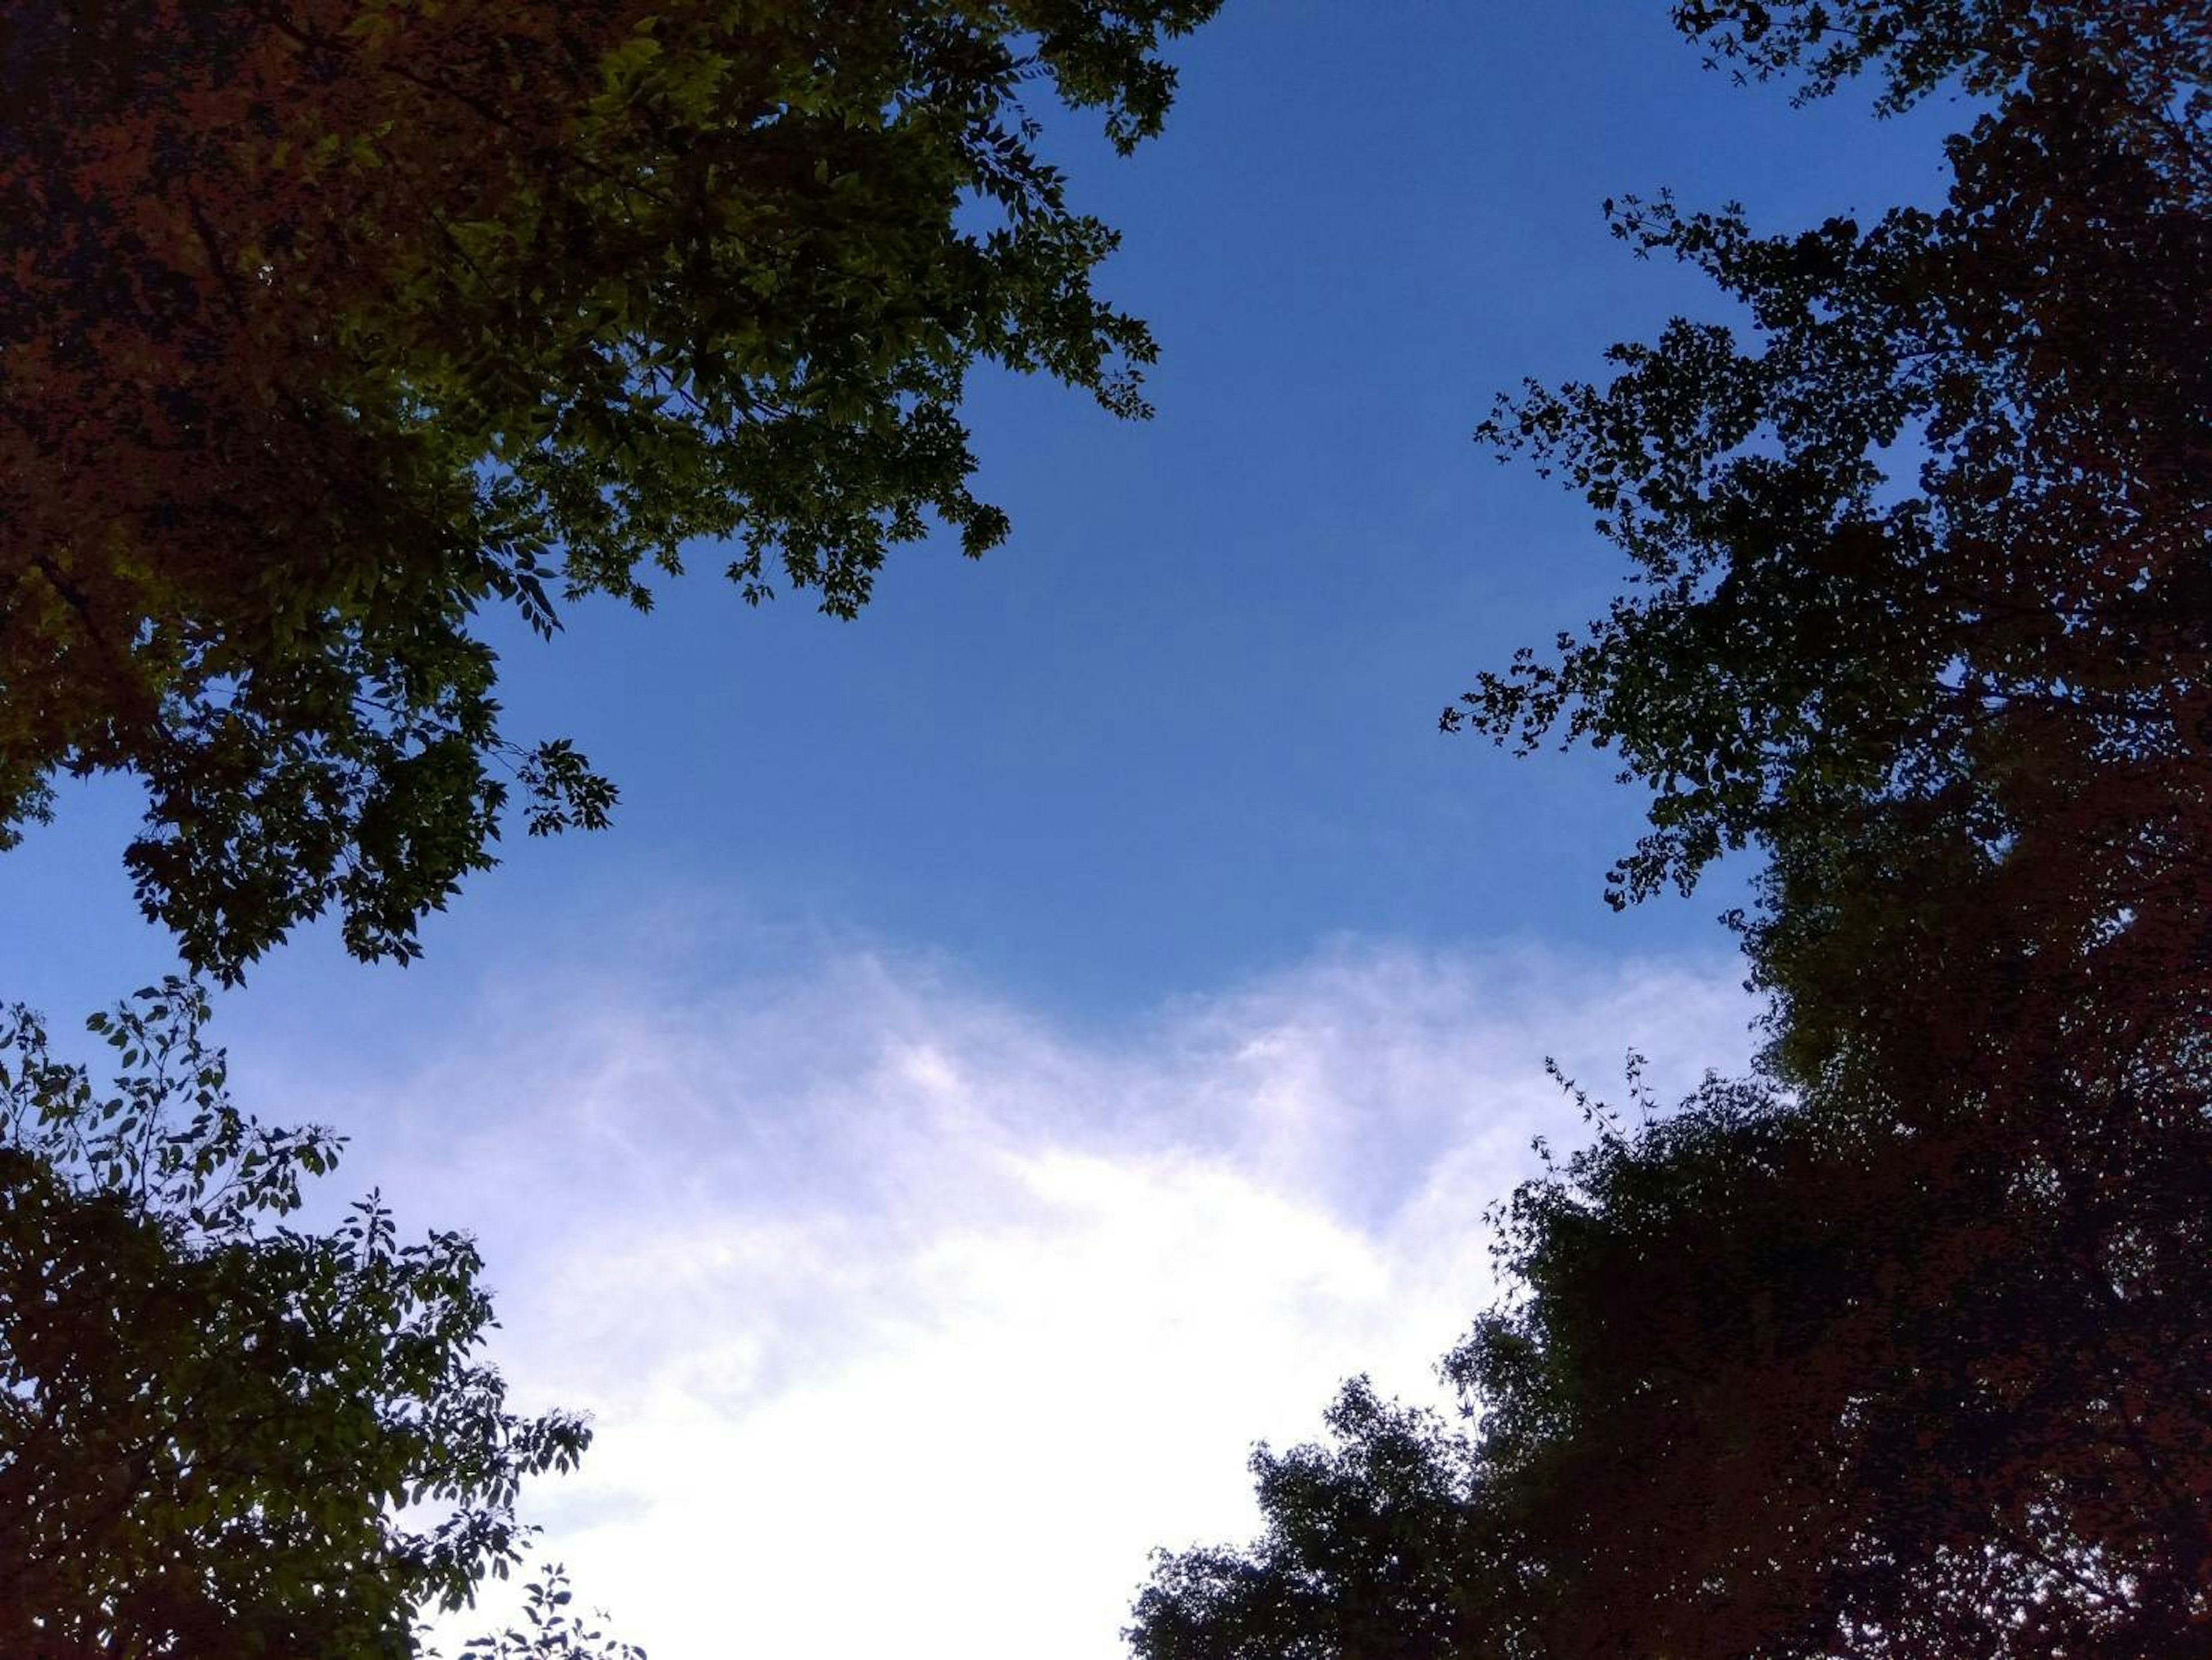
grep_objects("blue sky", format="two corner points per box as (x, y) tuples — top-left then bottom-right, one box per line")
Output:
(0, 4), (1959, 1654)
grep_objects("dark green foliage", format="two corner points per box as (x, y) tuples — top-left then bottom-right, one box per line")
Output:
(0, 0), (1218, 979)
(1453, 0), (2209, 1079)
(458, 1566), (646, 1660)
(1132, 1382), (1490, 1660)
(1138, 3), (2211, 1655)
(1465, 1041), (2212, 1656)
(1135, 1037), (2212, 1658)
(1675, 0), (2094, 108)
(0, 982), (593, 1655)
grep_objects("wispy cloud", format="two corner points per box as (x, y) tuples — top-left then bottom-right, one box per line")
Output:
(300, 920), (1752, 1658)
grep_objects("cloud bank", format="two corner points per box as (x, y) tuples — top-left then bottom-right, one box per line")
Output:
(300, 919), (1752, 1658)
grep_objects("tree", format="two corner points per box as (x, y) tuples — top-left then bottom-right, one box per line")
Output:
(1450, 0), (2210, 1084)
(0, 981), (608, 1656)
(1135, 4), (2212, 1655)
(1132, 1378), (1495, 1660)
(456, 1566), (647, 1660)
(0, 0), (1219, 980)
(1133, 1036), (2212, 1658)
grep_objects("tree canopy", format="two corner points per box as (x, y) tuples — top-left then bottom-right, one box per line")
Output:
(0, 0), (1217, 980)
(0, 982), (600, 1656)
(1455, 2), (2207, 1061)
(1135, 2), (2212, 1655)
(1134, 1038), (2212, 1659)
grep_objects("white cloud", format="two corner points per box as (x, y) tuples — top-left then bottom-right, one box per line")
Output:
(306, 925), (1753, 1659)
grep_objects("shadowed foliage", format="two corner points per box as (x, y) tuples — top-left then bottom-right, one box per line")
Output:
(1133, 1036), (2212, 1658)
(0, 982), (599, 1657)
(1453, 0), (2208, 1075)
(1135, 3), (2212, 1655)
(0, 0), (1217, 979)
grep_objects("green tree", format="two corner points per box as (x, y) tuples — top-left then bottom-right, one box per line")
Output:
(1134, 1034), (2212, 1658)
(1135, 4), (2212, 1655)
(1452, 0), (2209, 1084)
(0, 981), (604, 1656)
(0, 0), (1218, 980)
(1132, 1379), (1490, 1660)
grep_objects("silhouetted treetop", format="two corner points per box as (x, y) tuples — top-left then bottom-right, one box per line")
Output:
(0, 981), (605, 1655)
(1674, 0), (2203, 110)
(1452, 9), (2209, 1081)
(1137, 6), (2212, 1656)
(1134, 1027), (2212, 1658)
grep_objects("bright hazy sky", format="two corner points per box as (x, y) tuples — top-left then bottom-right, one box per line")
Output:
(0, 3), (1955, 1654)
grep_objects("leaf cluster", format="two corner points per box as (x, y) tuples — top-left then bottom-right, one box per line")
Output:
(0, 981), (590, 1655)
(1450, 10), (2209, 1084)
(1137, 1028), (2212, 1658)
(0, 0), (1218, 978)
(1138, 5), (2212, 1656)
(456, 1564), (646, 1660)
